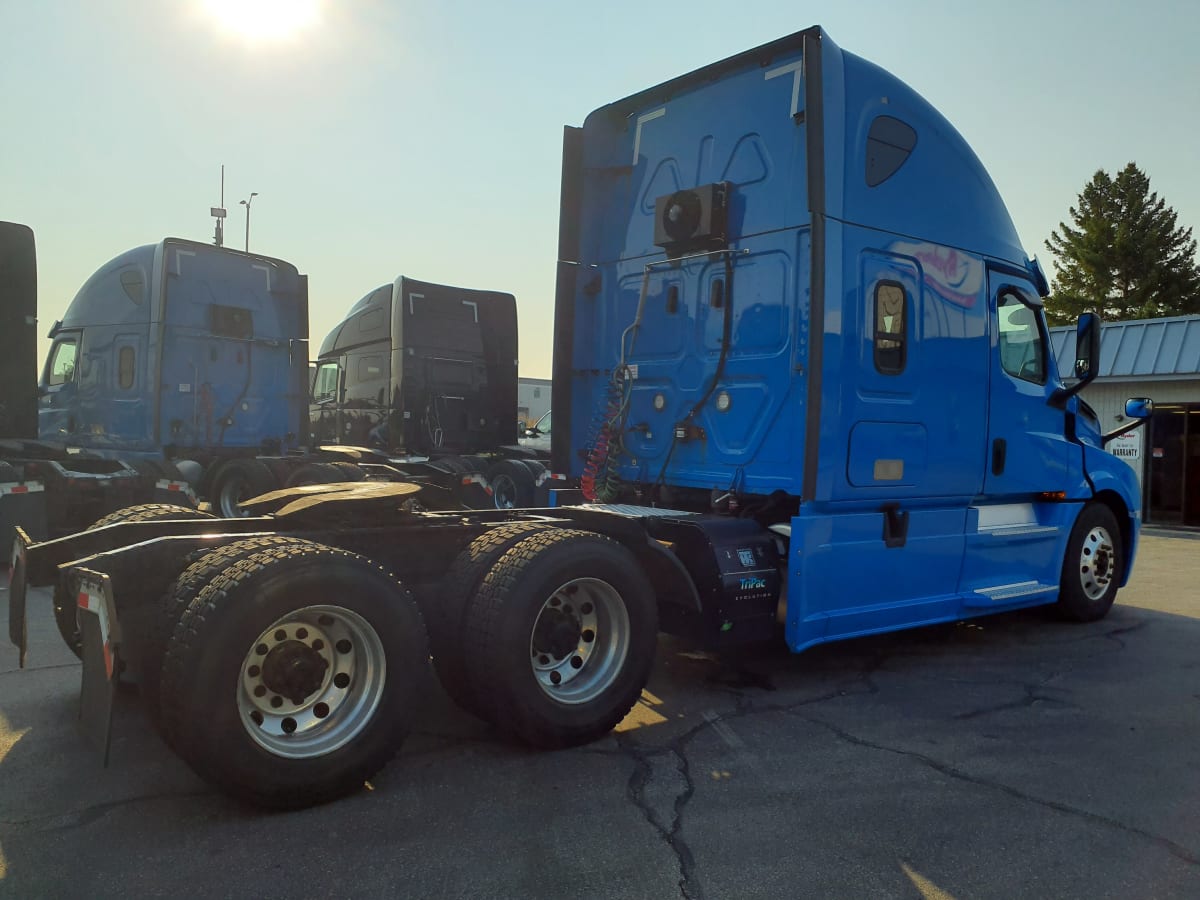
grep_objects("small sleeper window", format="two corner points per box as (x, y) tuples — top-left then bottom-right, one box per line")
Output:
(865, 116), (917, 187)
(874, 281), (907, 375)
(118, 346), (135, 389)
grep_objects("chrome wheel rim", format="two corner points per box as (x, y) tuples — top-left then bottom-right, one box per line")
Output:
(529, 577), (629, 705)
(1079, 525), (1116, 601)
(492, 473), (518, 509)
(235, 604), (386, 759)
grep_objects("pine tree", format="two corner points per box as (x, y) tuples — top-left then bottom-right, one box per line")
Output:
(1043, 163), (1200, 326)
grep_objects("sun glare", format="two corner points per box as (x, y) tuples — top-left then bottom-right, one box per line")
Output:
(204, 0), (320, 42)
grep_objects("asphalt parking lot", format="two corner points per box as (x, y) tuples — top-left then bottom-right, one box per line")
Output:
(2, 530), (1199, 899)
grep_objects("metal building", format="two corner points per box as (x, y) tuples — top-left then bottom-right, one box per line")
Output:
(517, 377), (551, 428)
(1051, 315), (1200, 526)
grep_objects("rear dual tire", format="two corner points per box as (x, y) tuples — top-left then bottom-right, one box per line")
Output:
(159, 539), (431, 809)
(52, 504), (216, 660)
(462, 529), (657, 748)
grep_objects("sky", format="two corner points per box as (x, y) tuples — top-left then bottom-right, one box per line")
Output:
(2, 0), (1198, 378)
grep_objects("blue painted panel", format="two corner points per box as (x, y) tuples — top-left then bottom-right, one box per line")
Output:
(570, 230), (807, 494)
(846, 422), (927, 486)
(785, 505), (969, 652)
(569, 39), (812, 493)
(957, 502), (1077, 598)
(822, 239), (989, 504)
(836, 52), (1026, 266)
(156, 243), (305, 450)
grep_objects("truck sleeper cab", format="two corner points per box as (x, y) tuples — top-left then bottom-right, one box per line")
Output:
(311, 276), (550, 508)
(550, 26), (1149, 652)
(0, 223), (197, 547)
(7, 27), (1150, 810)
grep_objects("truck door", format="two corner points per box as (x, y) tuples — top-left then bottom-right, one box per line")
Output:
(309, 360), (342, 445)
(956, 271), (1076, 601)
(983, 274), (1070, 497)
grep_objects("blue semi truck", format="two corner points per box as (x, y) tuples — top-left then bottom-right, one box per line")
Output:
(9, 26), (1150, 809)
(0, 223), (197, 546)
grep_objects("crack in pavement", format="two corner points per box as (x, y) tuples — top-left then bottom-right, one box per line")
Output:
(611, 675), (876, 899)
(796, 713), (1200, 867)
(610, 628), (1197, 892)
(952, 671), (1079, 720)
(617, 730), (702, 899)
(1101, 620), (1149, 650)
(0, 661), (81, 678)
(0, 789), (213, 837)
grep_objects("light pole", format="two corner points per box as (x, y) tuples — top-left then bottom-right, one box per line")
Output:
(239, 192), (258, 252)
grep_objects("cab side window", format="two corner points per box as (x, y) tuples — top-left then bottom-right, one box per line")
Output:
(118, 346), (136, 389)
(998, 291), (1046, 384)
(873, 281), (907, 375)
(312, 362), (340, 403)
(46, 339), (78, 387)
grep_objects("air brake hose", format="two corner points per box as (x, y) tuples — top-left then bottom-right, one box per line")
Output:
(581, 268), (652, 501)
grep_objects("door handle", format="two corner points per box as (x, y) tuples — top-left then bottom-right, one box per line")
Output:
(991, 438), (1007, 476)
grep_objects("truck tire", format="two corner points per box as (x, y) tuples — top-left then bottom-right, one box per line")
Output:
(462, 529), (657, 748)
(142, 536), (312, 737)
(284, 462), (344, 488)
(328, 461), (366, 481)
(52, 504), (216, 660)
(487, 459), (535, 509)
(211, 459), (277, 518)
(1056, 503), (1123, 623)
(159, 539), (431, 809)
(89, 503), (212, 530)
(519, 459), (547, 480)
(422, 522), (553, 717)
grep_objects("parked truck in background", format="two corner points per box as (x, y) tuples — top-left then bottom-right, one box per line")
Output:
(310, 277), (550, 509)
(9, 26), (1151, 810)
(32, 237), (543, 515)
(0, 223), (195, 548)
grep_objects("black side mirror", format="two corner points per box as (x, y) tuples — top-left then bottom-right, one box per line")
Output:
(1074, 313), (1102, 384)
(1052, 312), (1103, 408)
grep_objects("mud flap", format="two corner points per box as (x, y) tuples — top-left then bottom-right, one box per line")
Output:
(74, 568), (122, 766)
(7, 526), (31, 667)
(457, 473), (495, 509)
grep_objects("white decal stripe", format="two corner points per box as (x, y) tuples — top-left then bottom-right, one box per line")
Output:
(251, 263), (272, 291)
(764, 59), (804, 117)
(175, 249), (197, 277)
(632, 108), (666, 164)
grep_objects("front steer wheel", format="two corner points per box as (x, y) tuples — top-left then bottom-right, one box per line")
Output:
(159, 539), (431, 809)
(462, 529), (658, 748)
(1056, 502), (1124, 623)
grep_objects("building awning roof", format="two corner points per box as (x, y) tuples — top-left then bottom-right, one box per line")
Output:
(1050, 315), (1200, 381)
